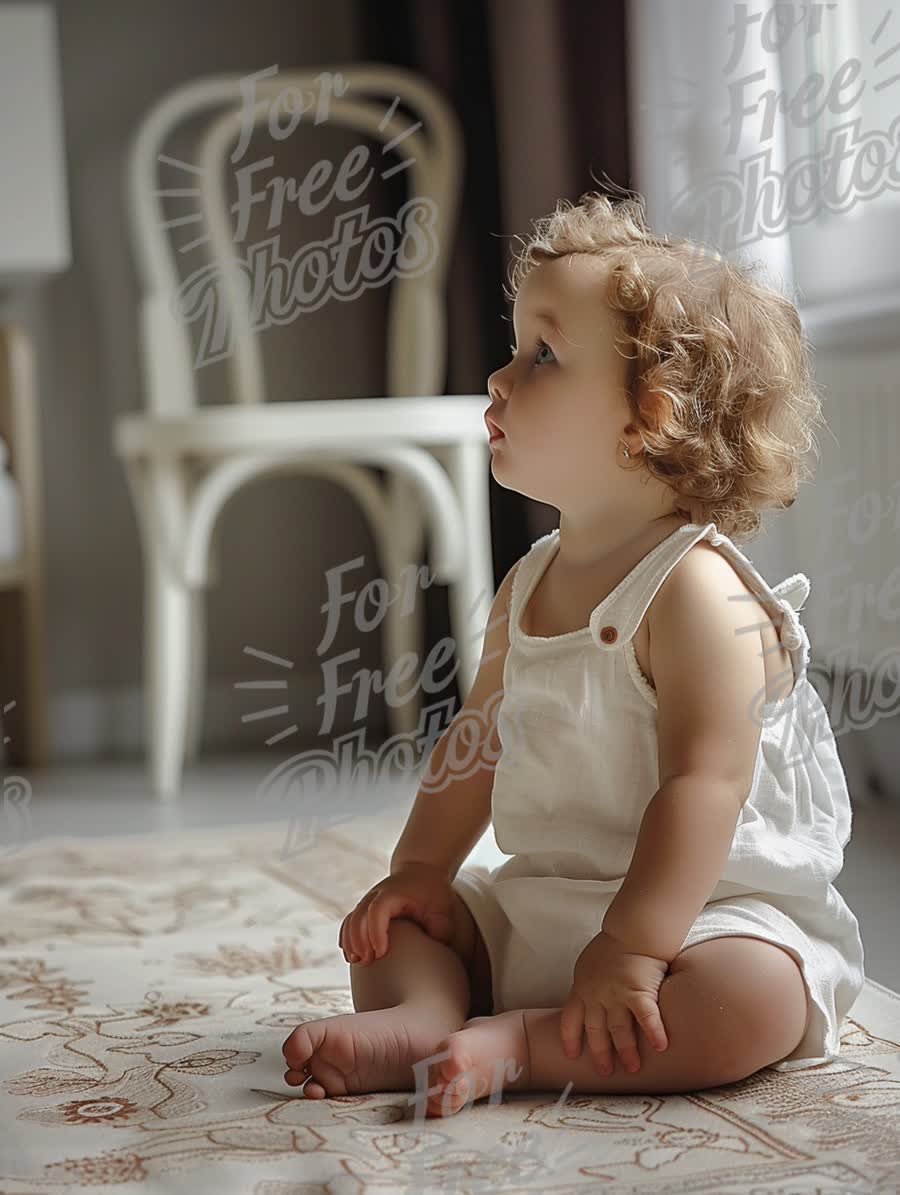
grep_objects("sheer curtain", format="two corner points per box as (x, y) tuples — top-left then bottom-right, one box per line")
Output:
(627, 0), (900, 806)
(627, 0), (800, 583)
(628, 0), (796, 294)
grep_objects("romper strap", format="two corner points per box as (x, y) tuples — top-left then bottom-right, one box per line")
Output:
(590, 522), (811, 666)
(589, 522), (720, 649)
(506, 531), (558, 643)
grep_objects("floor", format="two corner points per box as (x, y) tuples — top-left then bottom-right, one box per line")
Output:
(4, 752), (899, 993)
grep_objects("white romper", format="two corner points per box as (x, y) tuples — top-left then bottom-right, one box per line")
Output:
(452, 520), (866, 1071)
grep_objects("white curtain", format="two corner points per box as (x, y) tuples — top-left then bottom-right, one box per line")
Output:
(627, 0), (797, 295)
(627, 0), (800, 585)
(625, 0), (900, 806)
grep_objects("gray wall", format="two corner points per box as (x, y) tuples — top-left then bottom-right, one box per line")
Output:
(4, 0), (416, 758)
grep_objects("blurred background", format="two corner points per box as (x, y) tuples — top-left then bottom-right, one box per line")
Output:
(1, 11), (899, 1180)
(0, 0), (898, 901)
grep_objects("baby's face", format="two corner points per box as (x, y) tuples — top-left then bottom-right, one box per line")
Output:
(486, 255), (634, 508)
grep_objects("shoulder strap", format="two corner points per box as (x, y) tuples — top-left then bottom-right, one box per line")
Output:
(506, 530), (558, 641)
(590, 522), (811, 661)
(771, 571), (811, 613)
(704, 537), (811, 653)
(589, 522), (719, 649)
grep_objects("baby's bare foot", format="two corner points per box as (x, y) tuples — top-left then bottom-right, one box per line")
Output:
(424, 1011), (530, 1117)
(282, 1003), (462, 1098)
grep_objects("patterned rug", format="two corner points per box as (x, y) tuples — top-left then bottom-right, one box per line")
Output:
(1, 810), (898, 1193)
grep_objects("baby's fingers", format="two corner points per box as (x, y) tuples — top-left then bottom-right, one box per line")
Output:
(366, 899), (390, 961)
(632, 997), (668, 1052)
(347, 896), (391, 964)
(344, 905), (374, 964)
(584, 1007), (618, 1076)
(338, 913), (358, 962)
(559, 993), (586, 1060)
(607, 1007), (641, 1074)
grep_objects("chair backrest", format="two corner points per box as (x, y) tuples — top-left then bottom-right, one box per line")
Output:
(126, 65), (463, 417)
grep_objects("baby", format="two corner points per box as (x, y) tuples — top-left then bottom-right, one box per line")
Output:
(282, 191), (865, 1116)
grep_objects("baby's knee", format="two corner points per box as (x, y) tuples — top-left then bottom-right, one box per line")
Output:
(385, 917), (429, 946)
(661, 940), (807, 1083)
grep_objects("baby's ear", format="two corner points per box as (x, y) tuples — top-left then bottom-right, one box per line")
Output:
(631, 379), (672, 433)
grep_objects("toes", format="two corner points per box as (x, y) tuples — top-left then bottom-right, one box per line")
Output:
(282, 1024), (315, 1072)
(443, 1036), (477, 1084)
(282, 1022), (329, 1097)
(425, 1039), (485, 1116)
(427, 1072), (473, 1116)
(305, 1050), (350, 1096)
(285, 1066), (328, 1099)
(282, 1019), (356, 1099)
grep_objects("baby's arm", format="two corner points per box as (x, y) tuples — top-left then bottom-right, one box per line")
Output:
(603, 547), (765, 960)
(390, 562), (519, 881)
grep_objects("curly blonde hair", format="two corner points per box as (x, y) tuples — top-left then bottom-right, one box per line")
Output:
(506, 190), (826, 542)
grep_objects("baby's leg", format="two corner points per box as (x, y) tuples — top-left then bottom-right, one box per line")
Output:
(282, 916), (473, 1098)
(423, 935), (808, 1115)
(349, 915), (471, 1019)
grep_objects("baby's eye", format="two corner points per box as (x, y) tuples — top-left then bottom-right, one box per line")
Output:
(508, 338), (555, 365)
(533, 338), (555, 365)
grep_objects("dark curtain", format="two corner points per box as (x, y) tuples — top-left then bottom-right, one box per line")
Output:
(358, 0), (632, 709)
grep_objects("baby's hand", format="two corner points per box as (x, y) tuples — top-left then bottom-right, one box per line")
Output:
(560, 930), (669, 1075)
(338, 863), (457, 965)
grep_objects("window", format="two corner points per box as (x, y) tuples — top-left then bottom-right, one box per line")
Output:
(785, 0), (900, 304)
(806, 0), (898, 216)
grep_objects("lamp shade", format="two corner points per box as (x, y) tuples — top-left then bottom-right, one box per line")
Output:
(0, 2), (71, 279)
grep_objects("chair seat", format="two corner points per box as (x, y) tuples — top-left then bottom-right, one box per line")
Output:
(114, 395), (489, 459)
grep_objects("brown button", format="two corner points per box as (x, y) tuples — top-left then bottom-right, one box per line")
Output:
(599, 625), (618, 644)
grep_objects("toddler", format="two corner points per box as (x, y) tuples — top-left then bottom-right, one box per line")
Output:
(282, 191), (865, 1116)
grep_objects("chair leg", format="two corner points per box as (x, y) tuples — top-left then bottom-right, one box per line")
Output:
(445, 440), (494, 701)
(381, 536), (425, 742)
(183, 589), (206, 763)
(146, 545), (192, 798)
(20, 569), (48, 768)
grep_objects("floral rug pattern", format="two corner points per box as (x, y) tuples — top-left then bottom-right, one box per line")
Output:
(0, 812), (898, 1193)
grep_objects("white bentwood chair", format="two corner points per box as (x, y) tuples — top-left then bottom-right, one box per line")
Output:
(113, 65), (494, 798)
